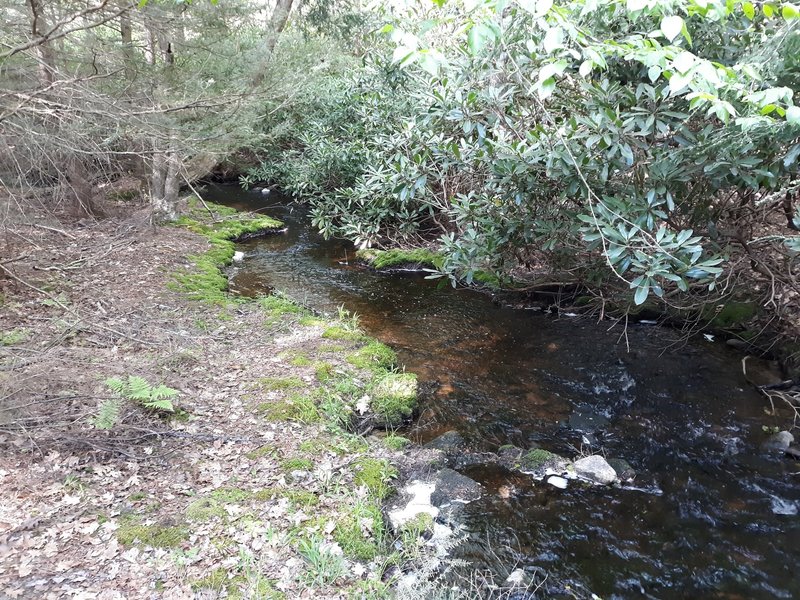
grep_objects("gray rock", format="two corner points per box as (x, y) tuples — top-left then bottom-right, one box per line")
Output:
(424, 430), (467, 454)
(546, 475), (568, 489)
(573, 455), (617, 485)
(518, 448), (571, 476)
(761, 431), (794, 453)
(430, 468), (483, 507)
(607, 458), (636, 482)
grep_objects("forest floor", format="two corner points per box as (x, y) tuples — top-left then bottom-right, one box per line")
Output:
(0, 203), (437, 599)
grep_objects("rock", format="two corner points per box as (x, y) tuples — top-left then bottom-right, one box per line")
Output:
(430, 468), (483, 510)
(545, 475), (568, 489)
(424, 430), (467, 454)
(505, 568), (533, 588)
(607, 458), (636, 482)
(518, 448), (571, 476)
(260, 187), (271, 195)
(573, 455), (617, 485)
(232, 251), (245, 262)
(387, 481), (438, 532)
(761, 431), (794, 453)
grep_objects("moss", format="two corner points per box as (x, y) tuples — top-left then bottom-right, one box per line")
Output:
(289, 353), (312, 367)
(370, 373), (417, 427)
(314, 361), (334, 382)
(472, 270), (502, 288)
(318, 343), (345, 353)
(321, 326), (367, 342)
(334, 500), (385, 560)
(356, 248), (443, 270)
(347, 340), (397, 371)
(128, 491), (147, 502)
(400, 512), (434, 536)
(185, 498), (227, 522)
(253, 487), (319, 507)
(191, 567), (229, 592)
(0, 329), (28, 346)
(709, 302), (758, 328)
(383, 434), (411, 451)
(172, 200), (282, 304)
(257, 393), (320, 423)
(257, 376), (305, 391)
(245, 444), (276, 460)
(259, 294), (305, 322)
(353, 457), (397, 500)
(282, 457), (313, 472)
(210, 487), (252, 503)
(116, 520), (188, 548)
(519, 448), (569, 473)
(298, 315), (326, 327)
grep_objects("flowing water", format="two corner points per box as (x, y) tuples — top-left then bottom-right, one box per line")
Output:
(205, 184), (800, 599)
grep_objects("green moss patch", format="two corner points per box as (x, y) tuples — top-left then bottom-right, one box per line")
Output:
(186, 498), (227, 522)
(171, 200), (282, 304)
(370, 373), (417, 427)
(357, 248), (443, 270)
(321, 326), (367, 342)
(257, 376), (305, 391)
(709, 302), (758, 328)
(116, 520), (188, 548)
(353, 457), (397, 500)
(347, 340), (397, 371)
(257, 393), (320, 423)
(333, 500), (385, 560)
(383, 434), (411, 451)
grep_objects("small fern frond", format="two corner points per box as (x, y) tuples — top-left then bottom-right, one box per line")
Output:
(126, 376), (151, 401)
(92, 399), (121, 430)
(103, 377), (125, 395)
(150, 384), (178, 400)
(142, 397), (175, 412)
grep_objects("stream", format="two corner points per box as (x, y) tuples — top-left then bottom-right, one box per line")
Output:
(205, 184), (800, 599)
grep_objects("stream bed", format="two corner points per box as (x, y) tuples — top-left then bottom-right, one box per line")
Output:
(205, 184), (800, 599)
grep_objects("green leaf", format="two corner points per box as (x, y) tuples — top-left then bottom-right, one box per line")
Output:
(782, 3), (799, 19)
(660, 15), (684, 42)
(634, 281), (650, 305)
(742, 1), (755, 18)
(787, 105), (800, 125)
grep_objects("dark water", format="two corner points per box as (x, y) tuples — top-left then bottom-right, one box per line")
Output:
(206, 184), (800, 599)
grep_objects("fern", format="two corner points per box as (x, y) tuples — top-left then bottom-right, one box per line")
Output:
(103, 375), (177, 416)
(92, 399), (122, 430)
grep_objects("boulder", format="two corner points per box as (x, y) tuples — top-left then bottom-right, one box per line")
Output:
(430, 468), (483, 508)
(424, 430), (467, 454)
(607, 458), (636, 482)
(573, 455), (617, 485)
(518, 448), (571, 476)
(761, 431), (794, 454)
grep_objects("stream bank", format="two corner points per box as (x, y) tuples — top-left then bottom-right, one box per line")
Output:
(212, 183), (800, 599)
(0, 200), (451, 599)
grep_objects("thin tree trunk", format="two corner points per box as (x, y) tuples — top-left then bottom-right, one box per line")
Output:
(28, 0), (56, 86)
(252, 0), (294, 86)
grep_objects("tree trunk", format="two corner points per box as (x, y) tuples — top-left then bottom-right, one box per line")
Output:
(66, 156), (98, 217)
(252, 0), (294, 86)
(151, 149), (181, 223)
(28, 0), (56, 86)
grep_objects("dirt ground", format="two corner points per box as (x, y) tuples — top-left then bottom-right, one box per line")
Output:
(0, 209), (431, 599)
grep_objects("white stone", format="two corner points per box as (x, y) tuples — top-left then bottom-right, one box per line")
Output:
(232, 251), (245, 262)
(573, 455), (617, 485)
(546, 475), (568, 489)
(388, 481), (438, 530)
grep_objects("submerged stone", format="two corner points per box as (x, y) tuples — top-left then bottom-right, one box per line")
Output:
(761, 431), (794, 453)
(431, 468), (483, 506)
(573, 455), (617, 485)
(424, 430), (466, 454)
